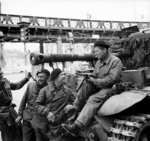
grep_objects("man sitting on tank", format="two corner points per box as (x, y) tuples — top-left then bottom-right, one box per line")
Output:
(61, 40), (123, 136)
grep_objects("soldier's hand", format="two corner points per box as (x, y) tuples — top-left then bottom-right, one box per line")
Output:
(47, 112), (55, 123)
(65, 105), (76, 114)
(87, 76), (95, 83)
(15, 116), (22, 125)
(26, 72), (32, 80)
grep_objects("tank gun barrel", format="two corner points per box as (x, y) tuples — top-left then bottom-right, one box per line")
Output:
(30, 52), (97, 65)
(30, 49), (132, 66)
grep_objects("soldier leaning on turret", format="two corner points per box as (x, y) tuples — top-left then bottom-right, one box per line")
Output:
(0, 67), (31, 141)
(15, 69), (50, 141)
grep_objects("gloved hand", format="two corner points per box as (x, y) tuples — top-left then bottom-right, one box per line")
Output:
(47, 112), (55, 123)
(15, 116), (22, 125)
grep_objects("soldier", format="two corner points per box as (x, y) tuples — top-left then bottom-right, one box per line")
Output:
(34, 68), (75, 141)
(15, 69), (50, 141)
(0, 67), (31, 141)
(62, 40), (123, 136)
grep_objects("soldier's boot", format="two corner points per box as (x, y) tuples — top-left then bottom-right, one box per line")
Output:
(61, 123), (80, 137)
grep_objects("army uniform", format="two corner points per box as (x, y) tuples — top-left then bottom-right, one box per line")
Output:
(18, 81), (49, 141)
(74, 52), (123, 127)
(17, 69), (50, 141)
(0, 77), (29, 141)
(34, 82), (75, 140)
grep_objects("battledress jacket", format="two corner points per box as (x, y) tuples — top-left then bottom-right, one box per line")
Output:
(18, 81), (49, 121)
(0, 77), (29, 126)
(92, 52), (123, 88)
(34, 82), (75, 123)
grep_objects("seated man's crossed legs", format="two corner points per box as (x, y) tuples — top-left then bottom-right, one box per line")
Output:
(62, 81), (110, 136)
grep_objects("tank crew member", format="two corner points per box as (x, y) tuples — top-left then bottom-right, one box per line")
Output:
(62, 40), (123, 136)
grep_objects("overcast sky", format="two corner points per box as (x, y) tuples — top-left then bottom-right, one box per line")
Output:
(0, 0), (150, 21)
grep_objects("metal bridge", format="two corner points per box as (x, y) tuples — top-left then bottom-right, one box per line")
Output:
(0, 14), (149, 43)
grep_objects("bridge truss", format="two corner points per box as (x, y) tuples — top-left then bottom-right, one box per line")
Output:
(0, 14), (149, 43)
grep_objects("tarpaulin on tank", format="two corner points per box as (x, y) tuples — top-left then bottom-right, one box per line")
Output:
(98, 89), (150, 116)
(110, 33), (150, 70)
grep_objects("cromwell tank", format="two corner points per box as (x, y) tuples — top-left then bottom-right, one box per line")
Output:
(29, 32), (150, 141)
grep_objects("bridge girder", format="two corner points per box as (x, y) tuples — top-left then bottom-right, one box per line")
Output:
(0, 14), (149, 43)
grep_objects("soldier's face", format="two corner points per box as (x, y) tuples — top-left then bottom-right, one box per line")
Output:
(57, 72), (66, 85)
(37, 73), (48, 85)
(93, 46), (106, 60)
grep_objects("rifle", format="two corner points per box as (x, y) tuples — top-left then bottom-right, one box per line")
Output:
(76, 73), (96, 91)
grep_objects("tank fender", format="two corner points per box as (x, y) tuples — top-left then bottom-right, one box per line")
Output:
(98, 89), (150, 116)
(94, 115), (115, 132)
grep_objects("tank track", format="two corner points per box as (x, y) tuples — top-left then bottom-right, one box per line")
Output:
(108, 114), (150, 141)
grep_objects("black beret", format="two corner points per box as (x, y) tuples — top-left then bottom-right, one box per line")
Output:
(36, 69), (50, 76)
(94, 40), (110, 48)
(51, 68), (62, 81)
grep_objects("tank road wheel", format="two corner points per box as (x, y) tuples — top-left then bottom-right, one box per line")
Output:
(135, 122), (150, 141)
(108, 114), (150, 141)
(86, 121), (108, 141)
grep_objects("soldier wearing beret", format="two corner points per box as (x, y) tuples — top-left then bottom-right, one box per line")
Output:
(16, 69), (50, 141)
(34, 68), (75, 141)
(62, 40), (123, 136)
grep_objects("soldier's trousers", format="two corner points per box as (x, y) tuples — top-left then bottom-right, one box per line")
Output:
(34, 128), (49, 141)
(74, 82), (110, 127)
(22, 120), (36, 141)
(1, 123), (16, 141)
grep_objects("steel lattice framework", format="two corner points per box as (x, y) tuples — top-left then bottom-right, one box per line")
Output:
(0, 14), (149, 43)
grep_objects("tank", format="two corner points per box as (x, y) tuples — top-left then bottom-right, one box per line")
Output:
(29, 32), (150, 141)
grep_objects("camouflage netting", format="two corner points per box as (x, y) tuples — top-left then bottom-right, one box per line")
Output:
(110, 33), (150, 70)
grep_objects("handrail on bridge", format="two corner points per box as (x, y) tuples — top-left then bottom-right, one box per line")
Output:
(0, 14), (149, 30)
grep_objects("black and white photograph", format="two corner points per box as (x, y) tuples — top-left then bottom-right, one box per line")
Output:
(0, 0), (150, 141)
